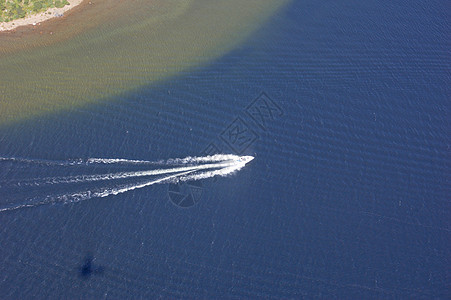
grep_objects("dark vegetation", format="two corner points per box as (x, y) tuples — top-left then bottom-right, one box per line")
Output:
(0, 0), (70, 22)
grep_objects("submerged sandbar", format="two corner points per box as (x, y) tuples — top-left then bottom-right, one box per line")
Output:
(0, 0), (290, 126)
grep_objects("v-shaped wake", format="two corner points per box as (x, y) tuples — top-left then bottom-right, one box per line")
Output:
(0, 154), (254, 212)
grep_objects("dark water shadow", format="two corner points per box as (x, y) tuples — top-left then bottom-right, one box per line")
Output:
(78, 254), (105, 279)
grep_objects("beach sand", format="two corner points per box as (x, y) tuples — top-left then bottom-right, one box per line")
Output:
(0, 0), (84, 32)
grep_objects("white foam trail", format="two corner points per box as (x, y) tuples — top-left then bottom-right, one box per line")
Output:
(178, 164), (246, 182)
(67, 163), (243, 203)
(166, 154), (240, 164)
(19, 166), (199, 186)
(1, 154), (241, 166)
(0, 202), (41, 213)
(0, 154), (253, 212)
(0, 170), (194, 213)
(15, 159), (241, 187)
(97, 170), (196, 198)
(0, 156), (83, 166)
(89, 154), (241, 165)
(86, 158), (156, 165)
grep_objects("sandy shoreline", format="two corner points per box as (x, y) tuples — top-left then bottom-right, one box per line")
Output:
(0, 0), (84, 32)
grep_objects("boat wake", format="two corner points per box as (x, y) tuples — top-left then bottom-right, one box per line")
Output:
(0, 154), (254, 212)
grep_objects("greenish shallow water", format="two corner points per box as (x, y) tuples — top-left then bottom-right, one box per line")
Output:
(0, 0), (289, 125)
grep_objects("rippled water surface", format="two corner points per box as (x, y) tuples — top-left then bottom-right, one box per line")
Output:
(0, 0), (449, 298)
(0, 0), (287, 124)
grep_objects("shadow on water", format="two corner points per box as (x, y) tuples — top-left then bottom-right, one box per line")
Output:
(78, 254), (105, 279)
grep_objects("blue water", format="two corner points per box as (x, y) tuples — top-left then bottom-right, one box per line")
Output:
(0, 0), (449, 298)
